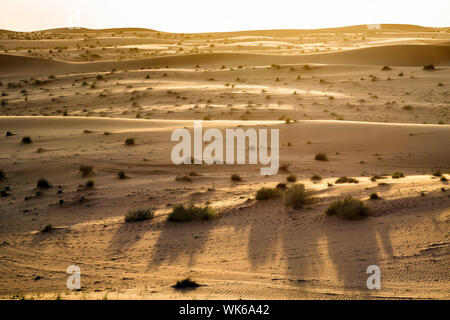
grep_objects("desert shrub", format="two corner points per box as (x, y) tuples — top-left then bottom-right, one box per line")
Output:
(335, 176), (359, 184)
(255, 187), (283, 200)
(0, 170), (5, 179)
(37, 178), (51, 189)
(440, 176), (448, 182)
(176, 175), (192, 182)
(423, 64), (435, 71)
(6, 131), (13, 136)
(381, 66), (392, 71)
(231, 174), (242, 182)
(279, 164), (290, 172)
(173, 277), (200, 290)
(85, 180), (95, 188)
(276, 183), (287, 190)
(1, 99), (7, 106)
(125, 208), (154, 222)
(41, 224), (53, 233)
(432, 169), (442, 177)
(391, 172), (405, 179)
(284, 184), (314, 209)
(370, 175), (383, 182)
(402, 105), (413, 111)
(21, 136), (32, 144)
(118, 171), (126, 179)
(125, 138), (135, 145)
(311, 174), (322, 181)
(286, 174), (296, 182)
(325, 197), (369, 220)
(167, 204), (216, 222)
(188, 171), (199, 177)
(370, 193), (379, 200)
(315, 153), (328, 161)
(79, 165), (93, 177)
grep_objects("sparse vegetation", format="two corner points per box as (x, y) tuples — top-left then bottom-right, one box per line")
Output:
(21, 136), (32, 144)
(391, 172), (405, 179)
(168, 204), (217, 222)
(284, 184), (314, 209)
(173, 277), (200, 290)
(125, 138), (135, 145)
(335, 176), (359, 184)
(176, 175), (192, 182)
(85, 180), (95, 188)
(255, 187), (283, 200)
(37, 178), (51, 189)
(381, 66), (392, 71)
(41, 224), (53, 233)
(118, 171), (127, 179)
(231, 174), (242, 182)
(423, 64), (435, 71)
(311, 174), (322, 181)
(370, 193), (379, 200)
(79, 165), (93, 177)
(286, 174), (296, 182)
(125, 208), (154, 222)
(0, 170), (5, 180)
(315, 153), (328, 161)
(325, 197), (369, 220)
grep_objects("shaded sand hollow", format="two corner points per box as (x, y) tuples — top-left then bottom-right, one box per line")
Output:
(0, 24), (449, 299)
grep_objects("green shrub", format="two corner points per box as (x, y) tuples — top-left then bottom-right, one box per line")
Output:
(315, 153), (328, 161)
(167, 204), (217, 222)
(391, 172), (405, 179)
(125, 138), (135, 145)
(37, 178), (51, 189)
(325, 197), (369, 220)
(21, 136), (32, 144)
(335, 176), (359, 184)
(286, 174), (296, 182)
(231, 174), (242, 182)
(255, 187), (283, 200)
(125, 208), (154, 222)
(284, 184), (314, 209)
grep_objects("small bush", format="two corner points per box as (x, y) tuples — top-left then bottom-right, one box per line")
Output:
(276, 183), (287, 190)
(284, 184), (314, 209)
(173, 277), (200, 290)
(125, 138), (135, 145)
(176, 175), (192, 182)
(37, 178), (51, 189)
(440, 176), (448, 182)
(21, 136), (32, 144)
(6, 131), (13, 136)
(0, 170), (5, 179)
(167, 204), (217, 222)
(370, 193), (379, 200)
(311, 174), (322, 181)
(125, 208), (154, 222)
(85, 180), (95, 188)
(118, 171), (126, 179)
(335, 176), (359, 184)
(432, 169), (442, 177)
(286, 174), (296, 182)
(423, 64), (435, 71)
(41, 224), (53, 233)
(315, 153), (328, 161)
(231, 174), (242, 182)
(381, 66), (392, 71)
(80, 165), (93, 177)
(188, 171), (199, 177)
(255, 187), (283, 200)
(325, 197), (369, 220)
(402, 105), (413, 111)
(391, 172), (405, 179)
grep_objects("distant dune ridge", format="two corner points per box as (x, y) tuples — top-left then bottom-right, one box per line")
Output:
(1, 44), (450, 77)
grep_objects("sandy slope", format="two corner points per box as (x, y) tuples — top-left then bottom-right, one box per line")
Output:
(2, 45), (450, 77)
(0, 117), (448, 299)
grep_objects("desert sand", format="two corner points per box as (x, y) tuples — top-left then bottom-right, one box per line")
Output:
(0, 24), (449, 300)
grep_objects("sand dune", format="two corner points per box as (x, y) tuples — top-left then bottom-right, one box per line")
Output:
(2, 44), (449, 77)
